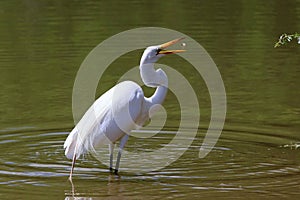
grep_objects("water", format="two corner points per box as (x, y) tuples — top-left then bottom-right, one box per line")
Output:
(1, 0), (300, 199)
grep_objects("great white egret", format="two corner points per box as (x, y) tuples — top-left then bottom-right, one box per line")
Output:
(64, 38), (185, 181)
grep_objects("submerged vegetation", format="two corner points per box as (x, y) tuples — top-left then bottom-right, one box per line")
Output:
(274, 33), (300, 48)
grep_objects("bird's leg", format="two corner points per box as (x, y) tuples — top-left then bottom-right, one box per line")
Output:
(109, 143), (115, 172)
(115, 134), (129, 174)
(69, 152), (77, 182)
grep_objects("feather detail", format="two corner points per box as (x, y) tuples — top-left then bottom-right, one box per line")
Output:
(64, 81), (145, 160)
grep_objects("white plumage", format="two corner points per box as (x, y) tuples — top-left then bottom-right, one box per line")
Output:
(64, 38), (185, 180)
(64, 81), (146, 159)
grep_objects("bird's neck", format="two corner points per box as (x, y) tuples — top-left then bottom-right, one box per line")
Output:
(148, 84), (168, 105)
(140, 63), (168, 105)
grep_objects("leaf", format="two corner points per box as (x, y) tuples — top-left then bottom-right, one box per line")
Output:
(274, 32), (300, 48)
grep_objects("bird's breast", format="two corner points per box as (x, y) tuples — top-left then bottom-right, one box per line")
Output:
(109, 81), (145, 133)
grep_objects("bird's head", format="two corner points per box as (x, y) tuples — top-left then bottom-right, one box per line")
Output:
(140, 38), (186, 65)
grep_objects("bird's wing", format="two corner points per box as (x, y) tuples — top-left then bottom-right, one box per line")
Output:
(64, 81), (145, 159)
(64, 87), (112, 159)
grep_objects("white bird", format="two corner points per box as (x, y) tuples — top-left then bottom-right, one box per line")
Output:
(64, 38), (185, 181)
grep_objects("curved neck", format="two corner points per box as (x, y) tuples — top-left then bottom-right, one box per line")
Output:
(140, 63), (168, 105)
(148, 85), (168, 105)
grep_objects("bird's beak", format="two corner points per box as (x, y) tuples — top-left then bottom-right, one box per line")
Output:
(158, 38), (186, 54)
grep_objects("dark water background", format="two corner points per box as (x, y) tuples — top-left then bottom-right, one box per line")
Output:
(0, 0), (300, 199)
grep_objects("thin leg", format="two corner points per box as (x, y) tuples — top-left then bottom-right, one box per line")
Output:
(115, 134), (129, 174)
(69, 153), (77, 182)
(109, 143), (115, 172)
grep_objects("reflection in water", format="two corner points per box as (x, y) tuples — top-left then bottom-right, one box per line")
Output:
(107, 175), (124, 198)
(65, 174), (124, 200)
(0, 129), (299, 199)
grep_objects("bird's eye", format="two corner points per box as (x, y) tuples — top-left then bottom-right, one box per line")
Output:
(156, 49), (161, 55)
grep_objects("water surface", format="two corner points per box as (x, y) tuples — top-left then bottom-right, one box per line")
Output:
(0, 0), (300, 199)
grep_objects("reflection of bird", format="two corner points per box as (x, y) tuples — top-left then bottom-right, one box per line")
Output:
(64, 38), (185, 181)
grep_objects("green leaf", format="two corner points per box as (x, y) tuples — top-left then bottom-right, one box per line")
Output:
(274, 32), (300, 48)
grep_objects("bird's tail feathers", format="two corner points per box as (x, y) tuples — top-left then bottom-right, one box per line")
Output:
(64, 101), (111, 160)
(64, 128), (79, 159)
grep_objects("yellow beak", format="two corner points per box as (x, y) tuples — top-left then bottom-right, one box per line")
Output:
(158, 38), (186, 54)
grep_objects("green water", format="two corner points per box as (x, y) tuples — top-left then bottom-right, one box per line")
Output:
(1, 0), (300, 199)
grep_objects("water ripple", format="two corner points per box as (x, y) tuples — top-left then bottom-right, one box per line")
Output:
(0, 126), (299, 199)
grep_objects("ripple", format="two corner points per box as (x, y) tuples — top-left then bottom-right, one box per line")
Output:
(0, 126), (299, 199)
